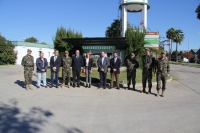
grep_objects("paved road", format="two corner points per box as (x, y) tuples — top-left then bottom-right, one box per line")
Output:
(0, 64), (199, 133)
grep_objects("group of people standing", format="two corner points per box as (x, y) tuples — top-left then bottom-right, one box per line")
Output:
(21, 48), (170, 97)
(126, 48), (170, 97)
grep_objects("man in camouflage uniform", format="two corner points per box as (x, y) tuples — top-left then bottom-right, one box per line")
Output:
(141, 48), (155, 94)
(154, 51), (170, 97)
(21, 49), (34, 90)
(61, 51), (72, 88)
(126, 53), (139, 90)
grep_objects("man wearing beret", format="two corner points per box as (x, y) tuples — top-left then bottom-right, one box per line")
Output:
(21, 49), (34, 90)
(154, 51), (170, 97)
(61, 51), (72, 88)
(141, 48), (155, 94)
(126, 53), (139, 90)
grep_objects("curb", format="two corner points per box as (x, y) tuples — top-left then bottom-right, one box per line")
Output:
(170, 63), (200, 68)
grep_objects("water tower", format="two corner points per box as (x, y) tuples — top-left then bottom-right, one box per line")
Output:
(119, 0), (150, 37)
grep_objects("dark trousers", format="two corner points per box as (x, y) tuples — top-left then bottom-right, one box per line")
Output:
(51, 71), (59, 86)
(73, 70), (81, 85)
(99, 72), (107, 87)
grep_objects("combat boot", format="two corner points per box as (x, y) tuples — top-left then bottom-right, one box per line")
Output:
(141, 88), (146, 93)
(28, 84), (33, 90)
(61, 83), (65, 88)
(25, 85), (29, 91)
(161, 91), (165, 97)
(68, 83), (71, 89)
(156, 91), (160, 97)
(148, 88), (152, 94)
(127, 85), (130, 90)
(133, 85), (136, 91)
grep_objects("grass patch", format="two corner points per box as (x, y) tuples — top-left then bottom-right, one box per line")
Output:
(46, 68), (159, 83)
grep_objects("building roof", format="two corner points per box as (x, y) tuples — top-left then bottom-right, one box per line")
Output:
(12, 41), (54, 49)
(62, 37), (129, 50)
(190, 49), (199, 54)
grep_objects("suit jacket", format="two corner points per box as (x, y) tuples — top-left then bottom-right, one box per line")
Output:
(72, 55), (83, 71)
(83, 58), (93, 70)
(110, 57), (121, 74)
(50, 56), (61, 72)
(97, 57), (109, 73)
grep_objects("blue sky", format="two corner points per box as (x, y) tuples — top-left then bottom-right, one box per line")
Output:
(0, 0), (200, 52)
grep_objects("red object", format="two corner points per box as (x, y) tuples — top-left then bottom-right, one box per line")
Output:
(167, 44), (170, 46)
(140, 20), (143, 25)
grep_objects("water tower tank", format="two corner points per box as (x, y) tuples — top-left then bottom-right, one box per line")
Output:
(119, 0), (150, 37)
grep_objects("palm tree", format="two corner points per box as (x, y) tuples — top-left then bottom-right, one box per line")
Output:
(173, 29), (185, 62)
(166, 28), (175, 60)
(195, 4), (200, 20)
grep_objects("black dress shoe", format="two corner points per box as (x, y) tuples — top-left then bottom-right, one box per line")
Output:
(88, 84), (91, 88)
(45, 86), (48, 88)
(56, 86), (58, 88)
(103, 86), (106, 89)
(98, 86), (102, 89)
(77, 84), (80, 88)
(116, 87), (120, 90)
(85, 84), (88, 88)
(37, 86), (40, 89)
(109, 86), (113, 89)
(49, 86), (53, 88)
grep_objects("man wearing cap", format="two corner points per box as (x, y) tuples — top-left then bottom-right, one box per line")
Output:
(21, 49), (34, 90)
(154, 51), (170, 97)
(61, 51), (72, 88)
(126, 53), (139, 90)
(141, 48), (155, 94)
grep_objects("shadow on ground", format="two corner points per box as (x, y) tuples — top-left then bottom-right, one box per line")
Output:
(0, 99), (53, 133)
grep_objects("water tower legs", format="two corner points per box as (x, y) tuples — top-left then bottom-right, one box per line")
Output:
(121, 5), (127, 37)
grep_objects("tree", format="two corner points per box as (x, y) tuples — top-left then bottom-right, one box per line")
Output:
(40, 42), (47, 44)
(24, 37), (38, 43)
(166, 28), (175, 60)
(105, 19), (131, 37)
(173, 29), (185, 62)
(53, 26), (83, 57)
(195, 4), (200, 20)
(172, 50), (179, 55)
(125, 26), (147, 67)
(0, 35), (17, 65)
(105, 19), (121, 37)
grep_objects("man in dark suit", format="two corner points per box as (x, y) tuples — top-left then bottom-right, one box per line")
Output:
(97, 51), (109, 89)
(110, 52), (121, 89)
(72, 50), (83, 88)
(50, 50), (61, 88)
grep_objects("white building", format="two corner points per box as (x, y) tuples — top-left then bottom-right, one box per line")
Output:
(12, 41), (54, 65)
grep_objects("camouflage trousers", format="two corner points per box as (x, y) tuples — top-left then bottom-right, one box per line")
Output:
(62, 70), (71, 84)
(127, 70), (136, 86)
(156, 72), (167, 91)
(142, 70), (152, 88)
(24, 70), (33, 85)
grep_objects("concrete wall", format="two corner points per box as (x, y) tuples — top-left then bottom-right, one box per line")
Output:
(14, 46), (54, 65)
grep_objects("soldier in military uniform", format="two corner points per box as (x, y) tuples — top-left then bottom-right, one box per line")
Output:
(154, 51), (170, 97)
(141, 48), (155, 94)
(21, 49), (34, 90)
(61, 51), (72, 88)
(126, 53), (139, 90)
